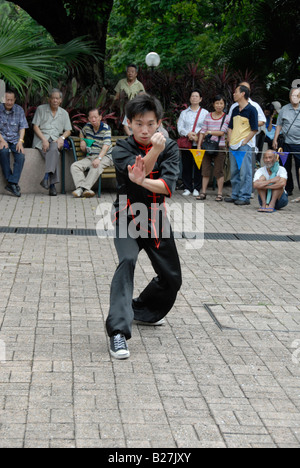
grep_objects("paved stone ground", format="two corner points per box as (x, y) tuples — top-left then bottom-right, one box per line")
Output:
(0, 184), (300, 448)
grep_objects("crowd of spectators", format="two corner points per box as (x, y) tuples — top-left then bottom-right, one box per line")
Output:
(176, 81), (300, 211)
(0, 68), (299, 211)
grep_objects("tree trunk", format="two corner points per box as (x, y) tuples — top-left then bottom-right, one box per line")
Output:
(10, 0), (114, 86)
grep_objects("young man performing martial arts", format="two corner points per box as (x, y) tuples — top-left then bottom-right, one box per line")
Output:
(106, 94), (182, 359)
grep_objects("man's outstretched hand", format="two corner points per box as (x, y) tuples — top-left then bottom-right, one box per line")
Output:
(128, 155), (146, 186)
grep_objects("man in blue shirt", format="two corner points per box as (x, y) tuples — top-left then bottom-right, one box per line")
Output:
(0, 90), (29, 197)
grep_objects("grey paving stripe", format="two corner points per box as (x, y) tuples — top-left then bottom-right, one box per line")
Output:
(0, 226), (298, 242)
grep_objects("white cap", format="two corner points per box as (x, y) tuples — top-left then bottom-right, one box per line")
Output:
(272, 101), (282, 112)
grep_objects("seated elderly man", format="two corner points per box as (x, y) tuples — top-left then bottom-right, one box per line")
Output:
(70, 108), (113, 198)
(32, 89), (72, 196)
(253, 149), (288, 212)
(0, 90), (29, 197)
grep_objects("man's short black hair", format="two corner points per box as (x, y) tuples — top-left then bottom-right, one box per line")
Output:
(88, 108), (101, 115)
(126, 94), (164, 122)
(190, 88), (202, 98)
(264, 103), (275, 113)
(5, 89), (17, 98)
(239, 85), (250, 100)
(127, 64), (138, 71)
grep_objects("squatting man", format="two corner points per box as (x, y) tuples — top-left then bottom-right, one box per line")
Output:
(253, 149), (288, 212)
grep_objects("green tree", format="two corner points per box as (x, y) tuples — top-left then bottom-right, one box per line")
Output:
(8, 0), (114, 85)
(107, 0), (299, 99)
(107, 0), (225, 73)
(219, 1), (299, 76)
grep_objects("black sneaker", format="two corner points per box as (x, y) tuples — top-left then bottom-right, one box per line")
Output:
(224, 197), (236, 203)
(110, 333), (130, 360)
(234, 199), (250, 206)
(49, 185), (57, 196)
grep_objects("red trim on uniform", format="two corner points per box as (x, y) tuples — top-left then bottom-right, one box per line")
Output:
(112, 198), (130, 224)
(159, 178), (172, 197)
(129, 139), (164, 249)
(134, 137), (153, 154)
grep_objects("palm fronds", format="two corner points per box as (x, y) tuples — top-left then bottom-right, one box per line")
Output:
(0, 18), (100, 92)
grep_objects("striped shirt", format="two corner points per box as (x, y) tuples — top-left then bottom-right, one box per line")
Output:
(200, 113), (230, 147)
(81, 122), (113, 158)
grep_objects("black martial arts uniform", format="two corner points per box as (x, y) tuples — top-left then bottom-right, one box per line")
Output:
(106, 136), (182, 340)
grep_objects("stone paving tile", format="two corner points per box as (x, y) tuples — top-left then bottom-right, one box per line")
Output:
(0, 188), (300, 448)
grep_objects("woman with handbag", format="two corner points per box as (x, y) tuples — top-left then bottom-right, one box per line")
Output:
(196, 95), (230, 201)
(177, 90), (208, 196)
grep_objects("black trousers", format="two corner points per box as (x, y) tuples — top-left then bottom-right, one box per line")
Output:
(282, 143), (300, 194)
(181, 150), (202, 192)
(106, 227), (182, 340)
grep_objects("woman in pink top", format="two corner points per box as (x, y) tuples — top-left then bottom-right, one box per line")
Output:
(197, 95), (230, 201)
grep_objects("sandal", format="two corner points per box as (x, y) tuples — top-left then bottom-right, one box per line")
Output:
(215, 194), (223, 202)
(196, 193), (206, 200)
(258, 207), (276, 213)
(265, 207), (276, 213)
